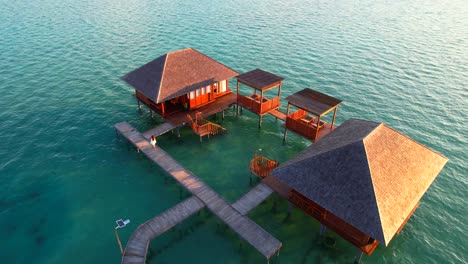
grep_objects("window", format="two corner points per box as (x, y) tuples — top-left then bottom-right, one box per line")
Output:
(219, 80), (227, 93)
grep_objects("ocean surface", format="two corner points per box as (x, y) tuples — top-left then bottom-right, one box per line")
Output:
(0, 0), (466, 263)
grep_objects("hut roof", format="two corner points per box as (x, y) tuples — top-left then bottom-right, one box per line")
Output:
(285, 88), (342, 116)
(271, 119), (447, 246)
(236, 68), (284, 91)
(122, 48), (238, 103)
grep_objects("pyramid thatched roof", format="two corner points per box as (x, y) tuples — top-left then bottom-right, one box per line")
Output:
(122, 48), (238, 103)
(271, 119), (447, 246)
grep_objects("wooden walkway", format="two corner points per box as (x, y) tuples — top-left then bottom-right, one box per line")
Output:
(142, 122), (177, 139)
(269, 109), (287, 121)
(121, 196), (204, 264)
(115, 122), (281, 262)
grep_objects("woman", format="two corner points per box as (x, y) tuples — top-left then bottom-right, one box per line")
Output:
(150, 135), (157, 149)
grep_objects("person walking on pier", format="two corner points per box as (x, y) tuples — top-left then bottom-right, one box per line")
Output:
(150, 135), (157, 149)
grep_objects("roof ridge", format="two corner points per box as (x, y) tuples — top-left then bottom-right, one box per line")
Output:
(156, 54), (169, 103)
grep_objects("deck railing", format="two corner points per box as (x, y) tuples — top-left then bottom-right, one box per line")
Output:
(250, 156), (279, 179)
(286, 110), (326, 140)
(237, 94), (280, 115)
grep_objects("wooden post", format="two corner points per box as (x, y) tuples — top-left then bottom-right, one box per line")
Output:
(354, 251), (364, 264)
(150, 109), (153, 118)
(161, 102), (166, 117)
(278, 83), (282, 97)
(114, 228), (124, 255)
(236, 80), (240, 116)
(222, 110), (225, 120)
(137, 99), (141, 110)
(315, 115), (322, 141)
(259, 115), (262, 128)
(283, 103), (291, 143)
(331, 107), (338, 128)
(319, 224), (327, 236)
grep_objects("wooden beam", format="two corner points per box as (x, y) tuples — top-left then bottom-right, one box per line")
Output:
(161, 102), (166, 116)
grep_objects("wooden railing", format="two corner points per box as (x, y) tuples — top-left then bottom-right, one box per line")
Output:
(237, 94), (280, 115)
(250, 156), (279, 179)
(187, 113), (226, 142)
(285, 110), (326, 140)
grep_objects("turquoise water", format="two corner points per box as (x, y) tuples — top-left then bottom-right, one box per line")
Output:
(1, 0), (466, 263)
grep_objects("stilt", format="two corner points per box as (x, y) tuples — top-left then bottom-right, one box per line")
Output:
(150, 109), (154, 118)
(137, 99), (141, 110)
(319, 224), (327, 236)
(222, 110), (225, 120)
(282, 128), (288, 143)
(259, 115), (262, 128)
(354, 251), (363, 264)
(177, 127), (180, 138)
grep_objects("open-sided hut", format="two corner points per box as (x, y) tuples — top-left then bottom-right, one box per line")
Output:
(122, 48), (238, 117)
(283, 88), (342, 142)
(265, 119), (448, 257)
(236, 69), (284, 127)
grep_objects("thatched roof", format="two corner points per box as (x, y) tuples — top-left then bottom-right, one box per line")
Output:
(285, 88), (342, 116)
(271, 119), (448, 246)
(122, 48), (238, 103)
(236, 68), (284, 91)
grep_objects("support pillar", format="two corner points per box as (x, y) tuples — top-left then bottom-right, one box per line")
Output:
(354, 251), (364, 264)
(150, 109), (154, 118)
(259, 115), (262, 128)
(319, 224), (327, 236)
(236, 80), (240, 117)
(222, 110), (225, 120)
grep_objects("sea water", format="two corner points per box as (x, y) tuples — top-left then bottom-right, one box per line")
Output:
(0, 0), (466, 263)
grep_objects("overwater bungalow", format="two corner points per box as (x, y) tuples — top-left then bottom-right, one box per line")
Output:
(283, 88), (342, 142)
(122, 47), (238, 119)
(122, 48), (239, 140)
(265, 119), (448, 260)
(236, 69), (284, 127)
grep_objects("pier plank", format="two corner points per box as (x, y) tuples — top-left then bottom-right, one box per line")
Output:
(116, 122), (281, 263)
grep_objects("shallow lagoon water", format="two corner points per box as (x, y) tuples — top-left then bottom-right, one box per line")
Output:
(0, 0), (467, 263)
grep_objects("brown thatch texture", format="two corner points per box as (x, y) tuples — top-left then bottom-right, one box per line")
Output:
(285, 88), (342, 116)
(122, 48), (238, 103)
(271, 119), (447, 246)
(236, 68), (284, 91)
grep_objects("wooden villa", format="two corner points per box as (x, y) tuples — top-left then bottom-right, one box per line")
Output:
(283, 88), (342, 142)
(236, 69), (284, 127)
(265, 119), (448, 260)
(122, 48), (239, 138)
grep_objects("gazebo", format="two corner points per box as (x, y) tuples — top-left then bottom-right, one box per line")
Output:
(283, 88), (342, 142)
(122, 48), (238, 117)
(265, 119), (448, 261)
(236, 69), (284, 127)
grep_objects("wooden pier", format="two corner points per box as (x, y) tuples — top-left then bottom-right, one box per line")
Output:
(115, 122), (281, 263)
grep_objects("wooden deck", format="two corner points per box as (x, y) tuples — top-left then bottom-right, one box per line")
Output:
(164, 93), (236, 127)
(115, 122), (281, 262)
